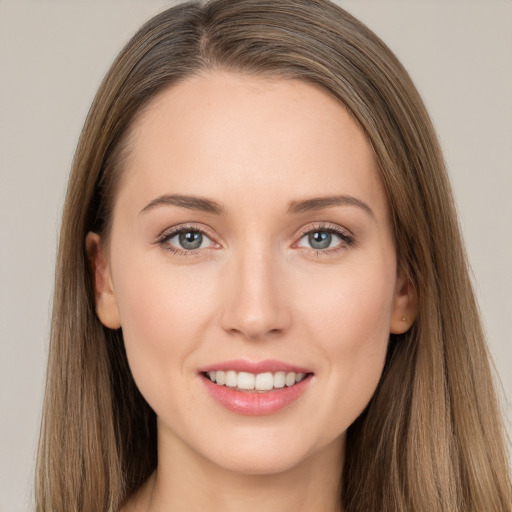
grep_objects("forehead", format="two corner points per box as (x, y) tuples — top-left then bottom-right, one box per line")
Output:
(117, 71), (386, 217)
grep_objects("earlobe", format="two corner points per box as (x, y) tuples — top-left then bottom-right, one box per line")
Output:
(85, 232), (121, 329)
(390, 271), (418, 334)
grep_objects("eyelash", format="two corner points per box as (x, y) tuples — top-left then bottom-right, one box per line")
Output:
(156, 224), (218, 256)
(156, 223), (355, 257)
(295, 223), (355, 256)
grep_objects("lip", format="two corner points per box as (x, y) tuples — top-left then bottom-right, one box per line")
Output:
(198, 359), (313, 416)
(199, 359), (311, 374)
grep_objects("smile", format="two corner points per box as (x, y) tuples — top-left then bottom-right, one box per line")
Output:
(199, 360), (313, 415)
(205, 370), (308, 392)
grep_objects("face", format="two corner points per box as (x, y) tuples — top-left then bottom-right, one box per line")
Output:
(88, 71), (415, 476)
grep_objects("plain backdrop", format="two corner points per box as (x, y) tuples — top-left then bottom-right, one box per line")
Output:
(1, 1), (511, 510)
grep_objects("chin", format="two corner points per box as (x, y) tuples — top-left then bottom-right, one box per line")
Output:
(216, 451), (305, 476)
(196, 428), (341, 477)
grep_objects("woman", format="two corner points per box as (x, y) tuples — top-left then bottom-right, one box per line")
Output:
(35, 0), (512, 511)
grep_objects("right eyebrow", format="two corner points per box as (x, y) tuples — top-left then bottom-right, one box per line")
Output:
(139, 194), (226, 215)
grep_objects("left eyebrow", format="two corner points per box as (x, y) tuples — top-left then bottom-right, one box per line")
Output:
(139, 194), (226, 215)
(287, 195), (375, 219)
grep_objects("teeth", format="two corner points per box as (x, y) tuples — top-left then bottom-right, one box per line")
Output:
(215, 370), (226, 385)
(206, 370), (308, 391)
(285, 372), (296, 387)
(274, 371), (286, 388)
(225, 370), (237, 388)
(237, 371), (255, 390)
(255, 372), (274, 391)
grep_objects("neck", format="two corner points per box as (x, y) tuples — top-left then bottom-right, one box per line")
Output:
(127, 427), (344, 512)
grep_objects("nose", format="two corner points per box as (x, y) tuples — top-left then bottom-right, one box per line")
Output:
(220, 246), (292, 340)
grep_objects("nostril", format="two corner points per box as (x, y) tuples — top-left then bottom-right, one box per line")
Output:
(226, 326), (284, 341)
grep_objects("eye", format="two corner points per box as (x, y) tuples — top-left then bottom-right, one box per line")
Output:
(296, 226), (354, 252)
(159, 227), (216, 253)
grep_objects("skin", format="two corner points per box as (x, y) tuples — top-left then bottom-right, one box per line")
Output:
(87, 71), (417, 512)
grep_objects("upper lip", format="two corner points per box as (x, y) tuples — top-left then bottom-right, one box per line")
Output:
(199, 359), (312, 374)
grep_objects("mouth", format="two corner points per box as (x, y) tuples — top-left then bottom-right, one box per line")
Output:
(199, 360), (314, 415)
(202, 370), (310, 392)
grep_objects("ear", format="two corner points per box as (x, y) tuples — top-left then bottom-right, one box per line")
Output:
(85, 232), (121, 329)
(390, 270), (418, 334)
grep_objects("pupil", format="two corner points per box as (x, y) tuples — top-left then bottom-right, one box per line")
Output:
(179, 231), (202, 250)
(309, 231), (331, 250)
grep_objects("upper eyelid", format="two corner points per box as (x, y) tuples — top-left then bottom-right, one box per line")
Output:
(293, 223), (355, 252)
(296, 222), (353, 238)
(157, 223), (217, 241)
(156, 224), (220, 255)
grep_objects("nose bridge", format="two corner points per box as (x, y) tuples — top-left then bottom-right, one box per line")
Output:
(221, 239), (290, 339)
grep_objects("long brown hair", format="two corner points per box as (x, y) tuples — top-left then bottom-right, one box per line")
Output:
(36, 1), (512, 510)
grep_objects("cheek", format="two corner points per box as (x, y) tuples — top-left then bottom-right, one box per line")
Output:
(300, 258), (395, 350)
(297, 259), (395, 427)
(111, 254), (218, 397)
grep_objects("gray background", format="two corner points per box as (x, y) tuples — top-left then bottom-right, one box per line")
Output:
(1, 1), (511, 510)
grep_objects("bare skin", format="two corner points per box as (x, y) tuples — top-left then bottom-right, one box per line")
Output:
(124, 437), (343, 512)
(87, 71), (417, 512)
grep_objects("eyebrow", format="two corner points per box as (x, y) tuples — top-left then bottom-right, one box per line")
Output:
(287, 195), (375, 218)
(140, 193), (374, 218)
(140, 194), (225, 215)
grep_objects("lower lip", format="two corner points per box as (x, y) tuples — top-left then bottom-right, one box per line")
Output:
(201, 374), (312, 415)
